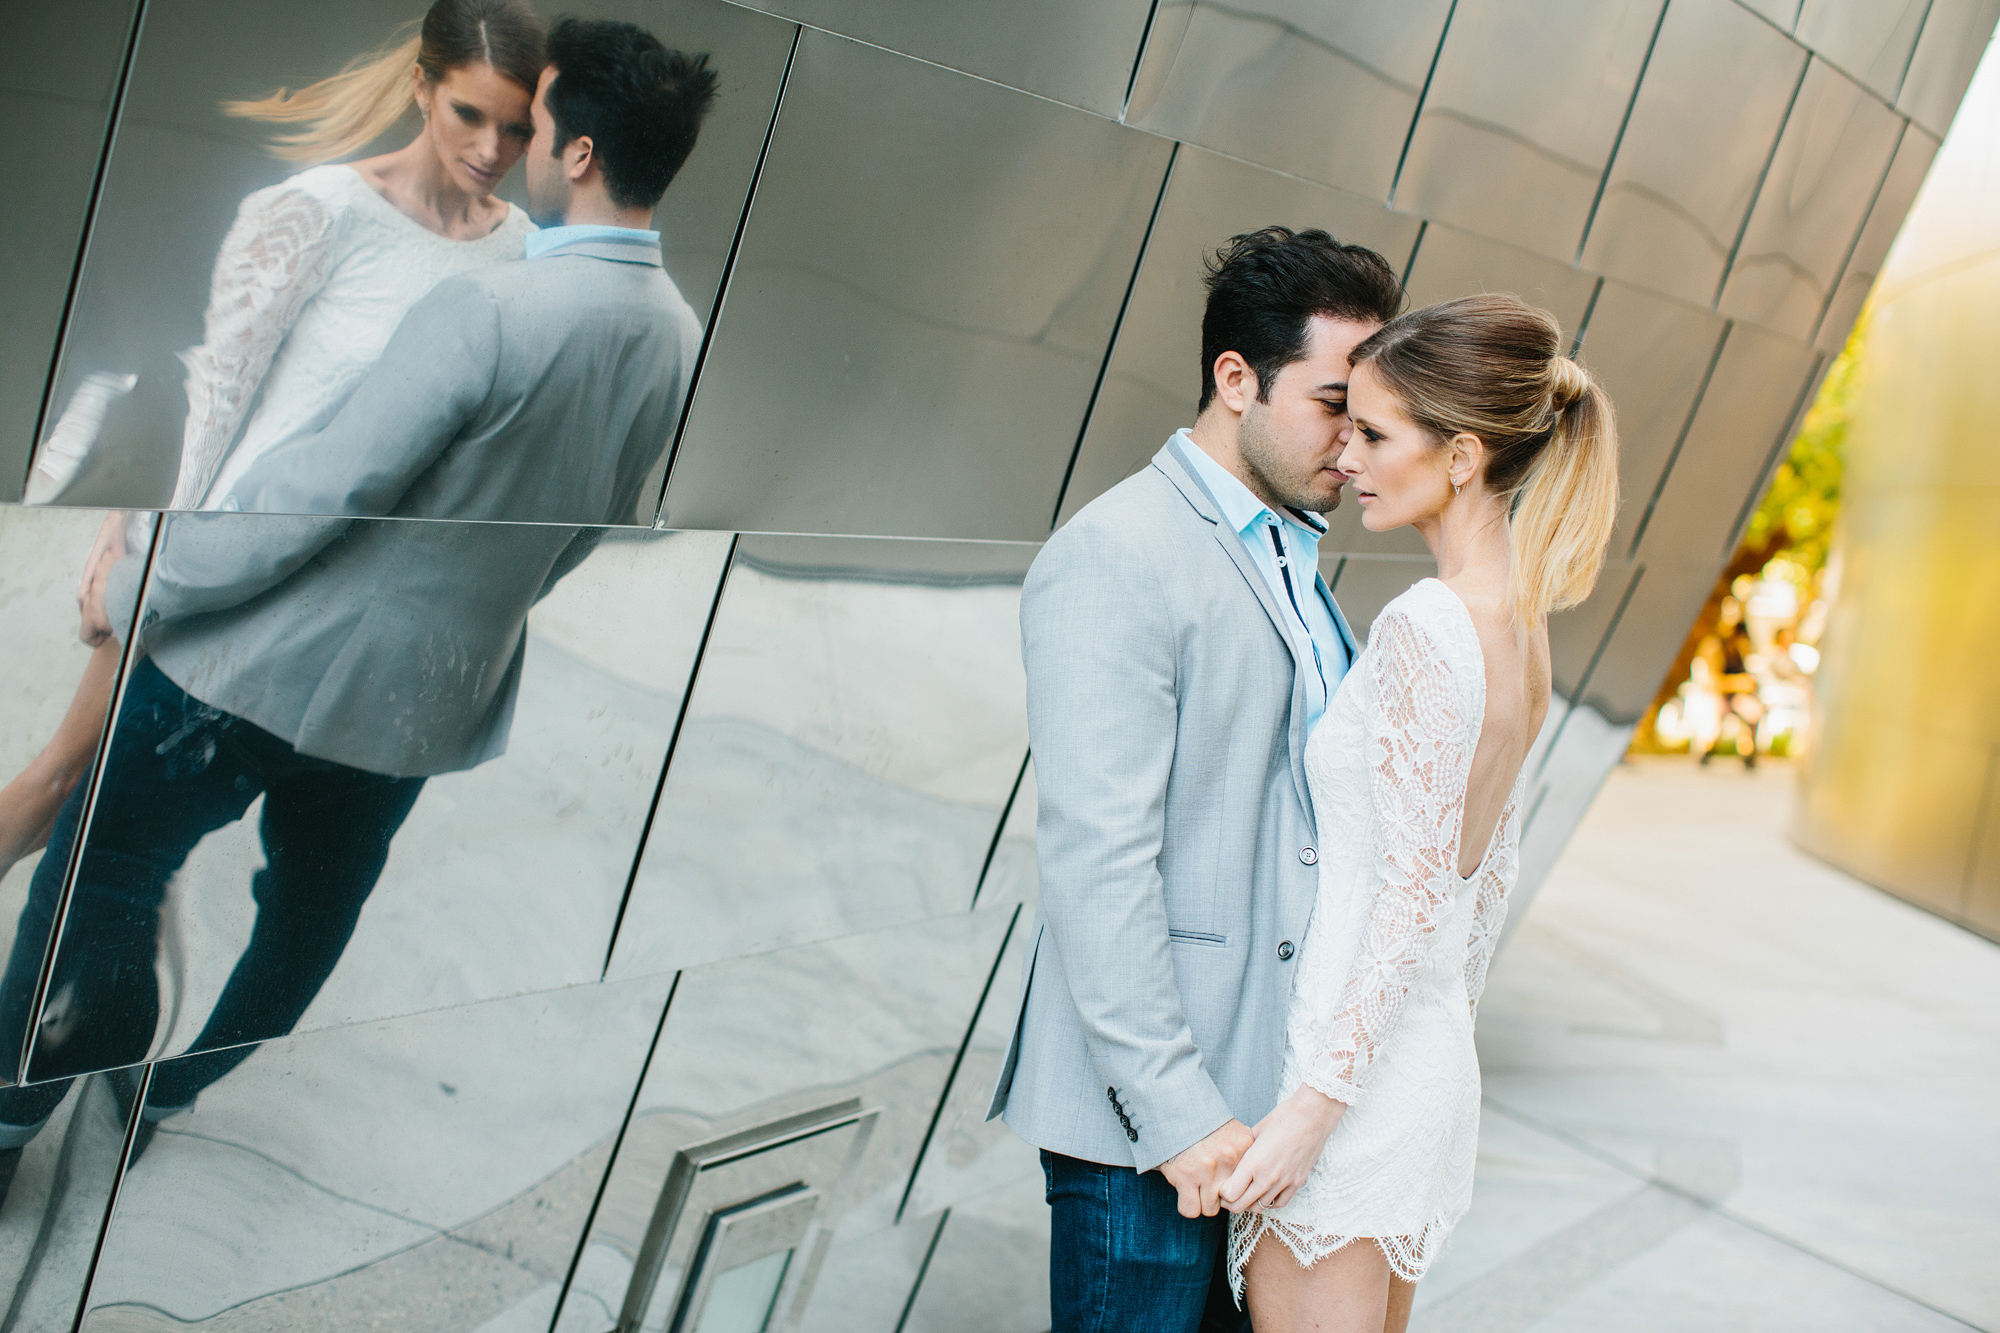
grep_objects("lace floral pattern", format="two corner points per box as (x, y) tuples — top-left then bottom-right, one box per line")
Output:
(1231, 579), (1527, 1292)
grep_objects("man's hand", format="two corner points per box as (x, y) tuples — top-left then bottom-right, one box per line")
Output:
(1158, 1119), (1255, 1219)
(76, 512), (127, 647)
(1219, 1087), (1346, 1215)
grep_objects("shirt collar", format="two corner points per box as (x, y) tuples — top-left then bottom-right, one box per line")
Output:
(1173, 429), (1328, 543)
(524, 223), (662, 261)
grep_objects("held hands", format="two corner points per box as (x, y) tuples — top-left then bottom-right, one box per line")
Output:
(1159, 1119), (1255, 1219)
(1219, 1086), (1347, 1214)
(77, 512), (127, 648)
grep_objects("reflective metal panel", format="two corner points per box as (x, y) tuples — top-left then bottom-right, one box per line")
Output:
(12, 517), (729, 1089)
(1816, 124), (1940, 352)
(1896, 0), (2000, 135)
(1718, 60), (1905, 339)
(664, 30), (1171, 541)
(76, 974), (672, 1330)
(0, 1069), (137, 1331)
(1631, 323), (1820, 564)
(38, 0), (788, 514)
(0, 0), (135, 505)
(1394, 0), (1663, 260)
(900, 1174), (1051, 1333)
(560, 909), (1012, 1332)
(1513, 702), (1636, 908)
(1794, 0), (1929, 100)
(972, 758), (1037, 915)
(1577, 564), (1717, 725)
(1328, 556), (1440, 642)
(722, 0), (1153, 116)
(609, 537), (1032, 981)
(1125, 0), (1453, 201)
(1056, 146), (1421, 529)
(1548, 561), (1641, 701)
(793, 1210), (942, 1333)
(1580, 0), (1807, 307)
(1736, 0), (1801, 28)
(1401, 224), (1600, 347)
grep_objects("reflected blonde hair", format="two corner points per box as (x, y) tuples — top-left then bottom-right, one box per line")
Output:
(1350, 293), (1619, 626)
(223, 0), (544, 163)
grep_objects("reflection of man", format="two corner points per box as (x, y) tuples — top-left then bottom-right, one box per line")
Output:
(0, 21), (719, 1195)
(987, 229), (1398, 1329)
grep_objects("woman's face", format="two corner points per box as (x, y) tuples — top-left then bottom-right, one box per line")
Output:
(1337, 360), (1455, 531)
(415, 61), (534, 198)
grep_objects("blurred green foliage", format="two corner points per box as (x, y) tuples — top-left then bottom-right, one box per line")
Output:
(1743, 316), (1864, 573)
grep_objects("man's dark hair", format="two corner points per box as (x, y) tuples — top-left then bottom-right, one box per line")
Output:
(545, 18), (720, 211)
(1197, 226), (1404, 411)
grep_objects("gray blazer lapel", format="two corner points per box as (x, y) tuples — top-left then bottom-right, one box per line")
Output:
(1154, 439), (1315, 823)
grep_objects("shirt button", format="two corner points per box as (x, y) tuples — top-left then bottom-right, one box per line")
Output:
(1299, 847), (1318, 865)
(1277, 940), (1295, 961)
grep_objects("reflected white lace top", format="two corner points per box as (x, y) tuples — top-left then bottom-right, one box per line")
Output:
(172, 163), (533, 509)
(1231, 578), (1524, 1289)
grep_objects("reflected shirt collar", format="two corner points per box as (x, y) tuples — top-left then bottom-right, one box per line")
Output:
(1174, 429), (1328, 542)
(524, 224), (662, 260)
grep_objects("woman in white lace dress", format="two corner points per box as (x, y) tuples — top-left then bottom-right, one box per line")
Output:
(1221, 294), (1620, 1332)
(0, 0), (543, 878)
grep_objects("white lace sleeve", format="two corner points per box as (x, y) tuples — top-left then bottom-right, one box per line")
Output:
(170, 183), (339, 508)
(1297, 609), (1472, 1106)
(1461, 801), (1516, 1020)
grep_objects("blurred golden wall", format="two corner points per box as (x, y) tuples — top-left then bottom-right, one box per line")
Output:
(1793, 51), (2000, 941)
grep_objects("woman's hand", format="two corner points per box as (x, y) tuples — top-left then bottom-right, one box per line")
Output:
(77, 512), (129, 647)
(1219, 1086), (1347, 1214)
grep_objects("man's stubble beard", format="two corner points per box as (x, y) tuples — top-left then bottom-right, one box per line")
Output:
(1238, 400), (1341, 515)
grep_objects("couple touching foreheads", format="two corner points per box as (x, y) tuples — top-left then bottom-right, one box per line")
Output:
(988, 227), (1620, 1331)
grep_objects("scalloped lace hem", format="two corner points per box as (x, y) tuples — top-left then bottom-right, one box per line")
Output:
(1228, 1211), (1451, 1302)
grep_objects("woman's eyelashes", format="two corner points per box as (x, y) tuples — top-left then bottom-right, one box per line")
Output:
(1358, 425), (1384, 443)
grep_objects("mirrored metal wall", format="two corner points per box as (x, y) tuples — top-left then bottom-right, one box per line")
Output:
(2, 0), (1990, 1325)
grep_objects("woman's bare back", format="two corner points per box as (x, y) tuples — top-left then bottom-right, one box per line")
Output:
(1442, 576), (1550, 879)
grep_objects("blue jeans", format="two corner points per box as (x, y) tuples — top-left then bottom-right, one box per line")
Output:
(1043, 1149), (1249, 1333)
(0, 657), (425, 1122)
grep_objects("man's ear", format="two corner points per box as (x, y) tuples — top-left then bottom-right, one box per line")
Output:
(567, 133), (596, 184)
(1211, 351), (1261, 416)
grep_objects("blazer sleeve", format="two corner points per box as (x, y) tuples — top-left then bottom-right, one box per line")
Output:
(1022, 516), (1234, 1171)
(223, 275), (501, 519)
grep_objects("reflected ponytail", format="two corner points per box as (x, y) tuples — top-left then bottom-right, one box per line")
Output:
(1349, 294), (1620, 626)
(223, 0), (545, 164)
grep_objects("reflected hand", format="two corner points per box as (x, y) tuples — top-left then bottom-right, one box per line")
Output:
(77, 512), (127, 647)
(1159, 1118), (1255, 1219)
(1220, 1087), (1346, 1215)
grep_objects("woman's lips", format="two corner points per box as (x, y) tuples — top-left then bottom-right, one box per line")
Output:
(464, 162), (499, 184)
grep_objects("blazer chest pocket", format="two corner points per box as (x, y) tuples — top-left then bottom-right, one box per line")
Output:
(1168, 930), (1227, 948)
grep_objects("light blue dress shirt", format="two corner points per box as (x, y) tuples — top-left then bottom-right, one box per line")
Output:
(1176, 429), (1349, 733)
(523, 223), (661, 259)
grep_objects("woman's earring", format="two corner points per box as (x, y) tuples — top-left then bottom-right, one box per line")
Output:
(1453, 480), (1462, 497)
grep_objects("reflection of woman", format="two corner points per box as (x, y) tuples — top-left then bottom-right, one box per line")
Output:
(1222, 296), (1618, 1331)
(0, 0), (544, 880)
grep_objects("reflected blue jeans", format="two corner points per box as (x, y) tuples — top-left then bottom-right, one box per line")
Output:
(1042, 1149), (1249, 1333)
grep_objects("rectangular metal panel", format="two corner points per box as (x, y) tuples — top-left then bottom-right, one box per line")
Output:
(1718, 60), (1905, 338)
(561, 909), (1013, 1333)
(1896, 0), (2000, 135)
(1737, 0), (1802, 27)
(1513, 701), (1635, 908)
(19, 519), (730, 1084)
(1816, 124), (1940, 352)
(1570, 280), (1728, 557)
(1055, 146), (1422, 530)
(1401, 223), (1601, 342)
(900, 1174), (1051, 1333)
(76, 975), (672, 1331)
(0, 1069), (136, 1329)
(0, 0), (136, 504)
(1125, 0), (1454, 202)
(974, 757), (1037, 914)
(1577, 563), (1716, 724)
(719, 0), (1153, 116)
(1394, 0), (1663, 260)
(1549, 561), (1640, 701)
(608, 536), (1033, 981)
(664, 30), (1171, 541)
(1580, 0), (1807, 307)
(1794, 0), (1929, 99)
(1632, 322), (1819, 564)
(1962, 754), (2000, 934)
(38, 0), (788, 513)
(1328, 555), (1439, 643)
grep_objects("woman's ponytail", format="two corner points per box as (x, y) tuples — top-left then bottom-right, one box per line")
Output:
(223, 30), (424, 164)
(1508, 361), (1618, 626)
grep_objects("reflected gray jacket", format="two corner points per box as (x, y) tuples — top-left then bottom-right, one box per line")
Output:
(105, 235), (701, 777)
(987, 438), (1357, 1172)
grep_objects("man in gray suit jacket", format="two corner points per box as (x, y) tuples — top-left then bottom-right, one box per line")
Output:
(0, 23), (716, 1157)
(987, 228), (1404, 1330)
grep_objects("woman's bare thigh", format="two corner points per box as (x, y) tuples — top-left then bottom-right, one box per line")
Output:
(1242, 1230), (1418, 1332)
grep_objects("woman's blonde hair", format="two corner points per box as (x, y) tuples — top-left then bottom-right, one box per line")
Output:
(1349, 293), (1619, 626)
(223, 0), (545, 164)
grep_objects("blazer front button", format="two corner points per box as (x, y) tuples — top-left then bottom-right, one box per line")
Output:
(1277, 940), (1295, 961)
(1299, 846), (1318, 865)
